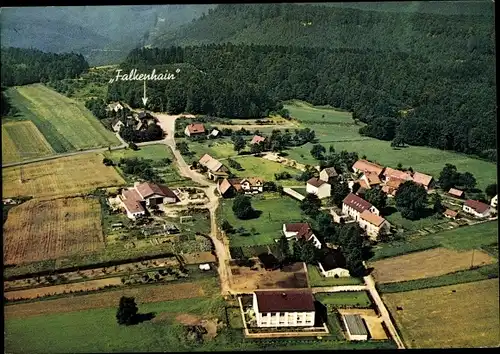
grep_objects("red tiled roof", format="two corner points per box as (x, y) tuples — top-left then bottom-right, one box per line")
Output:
(254, 289), (315, 313)
(364, 171), (381, 185)
(121, 189), (145, 214)
(250, 135), (266, 144)
(136, 182), (177, 200)
(448, 188), (464, 198)
(444, 209), (458, 218)
(464, 199), (490, 213)
(360, 210), (386, 227)
(307, 177), (327, 188)
(412, 171), (433, 187)
(218, 179), (234, 195)
(352, 160), (384, 175)
(384, 167), (412, 181)
(343, 193), (373, 213)
(284, 223), (314, 240)
(187, 123), (205, 134)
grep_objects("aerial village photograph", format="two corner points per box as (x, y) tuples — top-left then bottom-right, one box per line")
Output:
(1, 2), (498, 352)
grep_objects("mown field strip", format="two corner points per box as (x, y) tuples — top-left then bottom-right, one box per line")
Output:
(2, 121), (55, 163)
(9, 84), (119, 152)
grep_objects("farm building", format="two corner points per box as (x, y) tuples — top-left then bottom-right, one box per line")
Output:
(448, 188), (465, 199)
(250, 135), (266, 145)
(491, 195), (497, 208)
(319, 167), (338, 183)
(252, 289), (316, 327)
(462, 199), (492, 218)
(358, 210), (390, 241)
(107, 102), (123, 112)
(381, 178), (404, 197)
(198, 154), (229, 181)
(306, 177), (331, 199)
(443, 209), (459, 219)
(342, 193), (380, 221)
(208, 129), (220, 138)
(411, 171), (434, 190)
(120, 182), (178, 219)
(218, 177), (264, 197)
(318, 249), (350, 278)
(352, 160), (384, 177)
(349, 171), (382, 194)
(342, 314), (369, 341)
(184, 123), (206, 137)
(283, 223), (322, 249)
(112, 119), (125, 132)
(382, 167), (412, 183)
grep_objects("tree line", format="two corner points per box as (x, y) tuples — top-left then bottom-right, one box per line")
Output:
(1, 47), (89, 87)
(117, 41), (496, 161)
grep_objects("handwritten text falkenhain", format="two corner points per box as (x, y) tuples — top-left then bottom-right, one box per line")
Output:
(108, 68), (180, 83)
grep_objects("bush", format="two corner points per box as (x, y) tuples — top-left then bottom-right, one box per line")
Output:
(129, 142), (138, 150)
(102, 157), (114, 166)
(275, 171), (292, 180)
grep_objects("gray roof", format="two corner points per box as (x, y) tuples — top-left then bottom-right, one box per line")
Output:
(343, 314), (368, 336)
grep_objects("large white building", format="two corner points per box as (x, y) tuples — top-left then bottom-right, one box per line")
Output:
(358, 210), (391, 241)
(253, 289), (316, 327)
(342, 193), (380, 221)
(306, 177), (331, 199)
(462, 199), (492, 218)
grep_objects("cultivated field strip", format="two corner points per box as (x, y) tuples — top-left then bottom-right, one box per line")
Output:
(11, 84), (119, 151)
(2, 153), (126, 199)
(1, 121), (55, 164)
(3, 197), (104, 265)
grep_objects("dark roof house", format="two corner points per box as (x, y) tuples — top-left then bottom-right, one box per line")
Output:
(254, 289), (315, 313)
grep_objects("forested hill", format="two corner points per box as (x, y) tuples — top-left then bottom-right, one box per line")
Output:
(1, 48), (89, 87)
(0, 5), (215, 66)
(120, 42), (496, 161)
(150, 3), (494, 58)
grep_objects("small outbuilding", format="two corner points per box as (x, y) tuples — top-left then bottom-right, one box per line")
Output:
(448, 188), (464, 199)
(342, 314), (369, 341)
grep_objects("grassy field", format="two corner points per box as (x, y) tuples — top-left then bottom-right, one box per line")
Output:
(221, 193), (304, 247)
(378, 263), (498, 293)
(315, 292), (372, 308)
(4, 84), (119, 155)
(180, 138), (240, 163)
(4, 278), (395, 352)
(284, 101), (497, 191)
(307, 264), (364, 287)
(371, 221), (498, 261)
(229, 155), (302, 186)
(3, 197), (104, 265)
(2, 153), (126, 199)
(104, 144), (189, 185)
(370, 247), (496, 284)
(2, 121), (55, 164)
(384, 279), (499, 348)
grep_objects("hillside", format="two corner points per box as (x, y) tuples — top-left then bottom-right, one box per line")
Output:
(150, 3), (495, 58)
(0, 5), (215, 66)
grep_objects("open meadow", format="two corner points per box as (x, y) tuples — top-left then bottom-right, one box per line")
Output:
(2, 121), (55, 164)
(3, 197), (104, 265)
(370, 247), (496, 284)
(2, 153), (126, 199)
(221, 193), (304, 247)
(384, 279), (500, 348)
(3, 84), (119, 156)
(284, 101), (497, 191)
(370, 220), (498, 261)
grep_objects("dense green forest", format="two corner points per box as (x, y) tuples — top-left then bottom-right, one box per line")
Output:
(117, 40), (496, 160)
(0, 47), (89, 87)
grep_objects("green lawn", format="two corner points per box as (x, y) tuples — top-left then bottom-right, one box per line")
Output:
(104, 144), (189, 186)
(5, 84), (119, 154)
(221, 193), (305, 247)
(315, 291), (372, 308)
(307, 264), (364, 287)
(377, 263), (499, 293)
(179, 138), (242, 163)
(5, 295), (395, 352)
(371, 221), (498, 261)
(229, 156), (301, 186)
(284, 101), (497, 191)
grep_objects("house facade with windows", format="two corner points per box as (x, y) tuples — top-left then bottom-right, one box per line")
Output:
(306, 177), (331, 199)
(342, 193), (380, 221)
(283, 223), (322, 249)
(217, 177), (263, 197)
(358, 210), (390, 241)
(252, 289), (316, 327)
(462, 199), (492, 218)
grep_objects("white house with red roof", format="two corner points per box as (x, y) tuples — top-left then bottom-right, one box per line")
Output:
(358, 210), (390, 240)
(306, 177), (331, 199)
(282, 223), (322, 249)
(184, 123), (206, 137)
(120, 182), (178, 219)
(462, 199), (492, 218)
(342, 193), (380, 221)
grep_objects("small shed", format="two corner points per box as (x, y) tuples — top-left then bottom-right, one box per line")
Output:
(199, 264), (211, 271)
(448, 188), (464, 199)
(342, 314), (369, 341)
